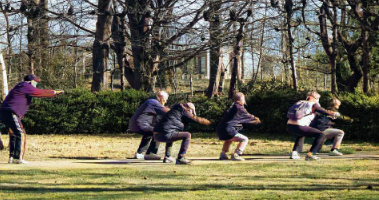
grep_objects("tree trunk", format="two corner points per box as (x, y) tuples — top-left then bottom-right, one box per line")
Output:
(285, 0), (297, 91)
(362, 28), (370, 93)
(91, 0), (113, 92)
(206, 1), (222, 98)
(229, 22), (245, 99)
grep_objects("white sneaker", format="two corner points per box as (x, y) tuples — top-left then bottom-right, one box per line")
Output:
(144, 153), (161, 160)
(305, 155), (320, 161)
(329, 149), (343, 156)
(290, 151), (301, 159)
(163, 156), (175, 163)
(8, 157), (13, 164)
(235, 150), (243, 156)
(231, 153), (245, 161)
(12, 159), (29, 164)
(219, 152), (229, 160)
(134, 153), (144, 159)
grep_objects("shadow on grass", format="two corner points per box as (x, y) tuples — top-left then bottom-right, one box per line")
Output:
(49, 156), (110, 160)
(1, 183), (378, 194)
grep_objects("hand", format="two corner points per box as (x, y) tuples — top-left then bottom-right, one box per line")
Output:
(251, 117), (261, 124)
(203, 119), (211, 126)
(55, 90), (64, 95)
(334, 112), (341, 118)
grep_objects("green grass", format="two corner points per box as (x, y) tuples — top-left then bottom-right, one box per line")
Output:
(0, 133), (378, 199)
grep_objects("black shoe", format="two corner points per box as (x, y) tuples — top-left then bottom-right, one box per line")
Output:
(176, 157), (191, 165)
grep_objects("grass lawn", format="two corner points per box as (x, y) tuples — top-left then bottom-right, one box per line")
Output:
(0, 133), (378, 199)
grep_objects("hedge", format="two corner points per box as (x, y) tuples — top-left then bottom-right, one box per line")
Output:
(19, 88), (379, 142)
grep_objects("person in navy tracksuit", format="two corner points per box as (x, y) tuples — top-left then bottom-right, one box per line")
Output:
(153, 103), (211, 164)
(0, 74), (63, 164)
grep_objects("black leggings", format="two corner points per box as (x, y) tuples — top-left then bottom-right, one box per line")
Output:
(287, 124), (325, 154)
(154, 132), (191, 158)
(136, 131), (159, 154)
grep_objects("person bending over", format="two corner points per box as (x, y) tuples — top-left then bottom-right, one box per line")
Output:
(217, 93), (261, 161)
(0, 74), (64, 164)
(287, 91), (338, 161)
(129, 91), (170, 160)
(153, 103), (211, 164)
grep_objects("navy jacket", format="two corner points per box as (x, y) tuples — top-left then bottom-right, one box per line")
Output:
(310, 113), (333, 131)
(154, 103), (208, 134)
(216, 102), (257, 140)
(128, 99), (168, 133)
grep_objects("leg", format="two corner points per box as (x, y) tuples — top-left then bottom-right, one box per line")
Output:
(292, 136), (304, 152)
(222, 140), (233, 153)
(165, 132), (191, 158)
(230, 133), (248, 154)
(324, 128), (345, 151)
(136, 131), (154, 154)
(165, 142), (173, 158)
(146, 139), (160, 155)
(297, 126), (325, 155)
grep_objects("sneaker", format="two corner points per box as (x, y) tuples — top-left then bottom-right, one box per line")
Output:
(329, 149), (343, 156)
(134, 153), (144, 159)
(231, 153), (245, 161)
(235, 150), (243, 156)
(163, 156), (175, 163)
(305, 155), (320, 161)
(219, 152), (229, 160)
(176, 157), (191, 165)
(12, 159), (29, 164)
(144, 153), (161, 160)
(290, 151), (301, 159)
(8, 157), (13, 164)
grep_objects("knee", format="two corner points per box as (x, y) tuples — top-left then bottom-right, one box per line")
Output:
(338, 130), (345, 137)
(186, 133), (191, 140)
(241, 136), (248, 142)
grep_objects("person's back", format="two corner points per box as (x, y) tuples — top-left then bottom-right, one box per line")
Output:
(154, 104), (186, 134)
(129, 99), (166, 133)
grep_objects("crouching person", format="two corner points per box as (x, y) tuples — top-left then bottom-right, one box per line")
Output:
(310, 98), (352, 156)
(287, 91), (338, 161)
(129, 91), (170, 160)
(153, 103), (211, 165)
(217, 93), (261, 161)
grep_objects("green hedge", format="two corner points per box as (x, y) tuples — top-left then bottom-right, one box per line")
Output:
(21, 88), (379, 141)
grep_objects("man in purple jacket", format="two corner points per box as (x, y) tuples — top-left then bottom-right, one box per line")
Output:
(129, 91), (169, 160)
(0, 74), (63, 164)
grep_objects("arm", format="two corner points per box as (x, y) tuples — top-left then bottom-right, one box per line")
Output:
(313, 103), (336, 117)
(238, 104), (261, 124)
(23, 84), (56, 98)
(182, 107), (211, 125)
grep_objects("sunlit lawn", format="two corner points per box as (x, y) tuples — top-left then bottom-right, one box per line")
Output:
(0, 133), (378, 199)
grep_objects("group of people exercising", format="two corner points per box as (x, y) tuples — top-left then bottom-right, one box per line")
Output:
(130, 90), (349, 164)
(0, 74), (350, 164)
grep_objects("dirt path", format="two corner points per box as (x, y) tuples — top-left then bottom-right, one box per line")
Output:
(1, 152), (378, 170)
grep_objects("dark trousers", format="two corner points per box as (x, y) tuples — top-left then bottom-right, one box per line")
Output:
(136, 131), (159, 154)
(287, 124), (325, 154)
(154, 132), (191, 158)
(0, 109), (23, 159)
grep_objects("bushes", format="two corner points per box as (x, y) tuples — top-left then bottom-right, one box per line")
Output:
(23, 89), (149, 134)
(20, 88), (379, 141)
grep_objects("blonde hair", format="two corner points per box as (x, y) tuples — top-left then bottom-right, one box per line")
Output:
(332, 98), (341, 106)
(234, 92), (245, 102)
(306, 91), (320, 100)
